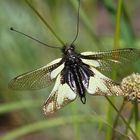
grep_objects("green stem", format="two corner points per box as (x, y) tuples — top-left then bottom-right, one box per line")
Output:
(105, 97), (114, 140)
(114, 0), (123, 49)
(105, 96), (139, 140)
(111, 99), (126, 140)
(25, 0), (65, 46)
(108, 1), (122, 138)
(125, 108), (134, 134)
(134, 102), (139, 137)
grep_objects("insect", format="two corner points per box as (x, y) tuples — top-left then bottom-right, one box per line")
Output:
(9, 0), (140, 115)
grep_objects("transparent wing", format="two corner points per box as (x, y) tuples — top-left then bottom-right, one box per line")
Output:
(81, 48), (140, 71)
(9, 58), (64, 90)
(87, 67), (124, 96)
(43, 74), (77, 115)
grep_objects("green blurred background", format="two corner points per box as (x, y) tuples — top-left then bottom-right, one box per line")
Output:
(0, 0), (140, 140)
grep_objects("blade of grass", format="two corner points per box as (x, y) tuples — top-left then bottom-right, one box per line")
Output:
(0, 100), (40, 114)
(106, 0), (122, 139)
(0, 115), (101, 140)
(101, 0), (135, 47)
(90, 109), (133, 140)
(121, 2), (135, 45)
(1, 114), (131, 140)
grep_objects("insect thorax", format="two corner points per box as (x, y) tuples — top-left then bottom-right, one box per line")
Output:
(62, 44), (81, 65)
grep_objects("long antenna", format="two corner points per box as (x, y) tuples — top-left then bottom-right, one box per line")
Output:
(10, 27), (61, 49)
(25, 0), (65, 46)
(71, 0), (81, 45)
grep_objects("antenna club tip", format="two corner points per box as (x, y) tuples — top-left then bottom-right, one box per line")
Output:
(10, 27), (14, 30)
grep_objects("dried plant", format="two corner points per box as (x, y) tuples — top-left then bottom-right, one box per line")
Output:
(121, 73), (140, 102)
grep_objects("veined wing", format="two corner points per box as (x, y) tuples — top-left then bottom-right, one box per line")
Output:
(8, 58), (64, 90)
(43, 74), (77, 115)
(81, 48), (140, 71)
(87, 67), (124, 96)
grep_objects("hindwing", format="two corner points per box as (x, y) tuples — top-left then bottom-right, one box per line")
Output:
(43, 74), (77, 115)
(86, 67), (123, 96)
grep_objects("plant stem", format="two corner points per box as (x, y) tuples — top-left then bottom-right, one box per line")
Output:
(105, 97), (114, 140)
(105, 96), (139, 140)
(125, 108), (134, 135)
(111, 99), (126, 140)
(134, 102), (139, 137)
(114, 0), (123, 49)
(109, 1), (122, 138)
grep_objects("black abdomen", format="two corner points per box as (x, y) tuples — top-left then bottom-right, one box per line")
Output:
(61, 57), (94, 104)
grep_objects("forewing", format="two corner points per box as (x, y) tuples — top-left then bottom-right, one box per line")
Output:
(9, 58), (64, 90)
(43, 74), (77, 115)
(87, 67), (124, 96)
(81, 48), (140, 71)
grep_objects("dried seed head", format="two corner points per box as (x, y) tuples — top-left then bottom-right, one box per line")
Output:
(120, 73), (140, 102)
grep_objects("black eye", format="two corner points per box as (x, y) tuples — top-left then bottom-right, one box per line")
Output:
(70, 44), (75, 50)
